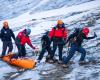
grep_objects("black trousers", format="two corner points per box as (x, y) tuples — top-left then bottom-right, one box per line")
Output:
(51, 38), (64, 61)
(2, 41), (13, 56)
(15, 38), (26, 57)
(52, 42), (63, 61)
(38, 45), (52, 61)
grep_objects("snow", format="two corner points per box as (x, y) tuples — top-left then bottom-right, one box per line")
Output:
(63, 65), (100, 80)
(0, 63), (17, 79)
(0, 0), (100, 28)
(15, 71), (41, 80)
(30, 0), (50, 10)
(0, 0), (100, 80)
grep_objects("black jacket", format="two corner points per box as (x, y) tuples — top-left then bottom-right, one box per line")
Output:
(67, 31), (95, 46)
(0, 27), (15, 41)
(41, 33), (51, 47)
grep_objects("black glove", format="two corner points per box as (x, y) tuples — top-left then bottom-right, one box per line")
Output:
(94, 32), (97, 38)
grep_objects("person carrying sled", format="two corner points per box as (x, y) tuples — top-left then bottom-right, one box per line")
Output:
(62, 27), (97, 67)
(0, 21), (15, 57)
(15, 28), (36, 58)
(37, 31), (53, 63)
(49, 20), (68, 63)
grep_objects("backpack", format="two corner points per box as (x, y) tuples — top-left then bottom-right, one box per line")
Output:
(68, 28), (82, 45)
(73, 28), (82, 35)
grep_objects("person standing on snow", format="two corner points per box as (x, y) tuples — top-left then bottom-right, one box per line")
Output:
(0, 21), (15, 57)
(37, 31), (53, 63)
(49, 20), (68, 63)
(62, 27), (97, 67)
(15, 28), (36, 58)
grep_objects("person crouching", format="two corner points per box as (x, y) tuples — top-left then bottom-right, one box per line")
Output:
(15, 28), (36, 58)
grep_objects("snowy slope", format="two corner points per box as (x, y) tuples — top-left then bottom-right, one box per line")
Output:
(0, 0), (100, 80)
(0, 0), (100, 32)
(0, 0), (94, 20)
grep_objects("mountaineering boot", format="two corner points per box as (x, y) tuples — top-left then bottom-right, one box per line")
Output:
(52, 57), (58, 62)
(45, 55), (51, 62)
(62, 64), (68, 68)
(58, 60), (63, 64)
(79, 61), (89, 65)
(48, 59), (55, 63)
(68, 60), (75, 64)
(46, 56), (57, 63)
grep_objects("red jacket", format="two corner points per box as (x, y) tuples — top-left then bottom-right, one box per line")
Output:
(17, 31), (35, 49)
(49, 27), (68, 39)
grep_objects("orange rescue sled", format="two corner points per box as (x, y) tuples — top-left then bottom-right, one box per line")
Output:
(2, 54), (36, 69)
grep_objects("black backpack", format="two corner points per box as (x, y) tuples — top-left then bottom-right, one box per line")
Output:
(73, 28), (82, 35)
(68, 28), (82, 44)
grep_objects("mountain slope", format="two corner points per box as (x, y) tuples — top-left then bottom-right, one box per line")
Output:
(0, 0), (94, 20)
(0, 0), (100, 80)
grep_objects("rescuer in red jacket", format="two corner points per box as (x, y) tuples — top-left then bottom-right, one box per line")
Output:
(49, 20), (68, 63)
(15, 28), (36, 57)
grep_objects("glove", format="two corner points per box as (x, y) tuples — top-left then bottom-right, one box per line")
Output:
(94, 32), (97, 38)
(32, 46), (36, 49)
(29, 44), (36, 49)
(34, 48), (40, 55)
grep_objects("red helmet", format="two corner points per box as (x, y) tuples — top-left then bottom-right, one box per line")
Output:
(82, 27), (89, 36)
